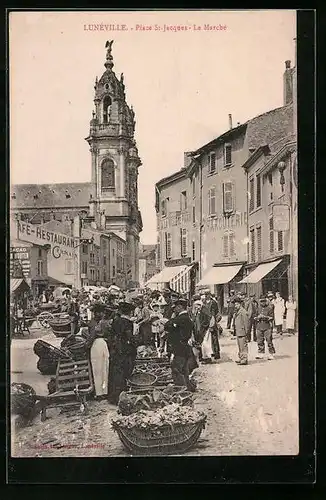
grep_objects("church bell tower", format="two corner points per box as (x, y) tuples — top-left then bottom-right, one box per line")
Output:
(85, 40), (143, 285)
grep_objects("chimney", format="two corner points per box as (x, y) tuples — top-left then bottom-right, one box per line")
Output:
(228, 114), (233, 129)
(283, 60), (293, 105)
(184, 152), (193, 169)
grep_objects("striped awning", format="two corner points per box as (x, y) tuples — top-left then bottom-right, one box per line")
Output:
(170, 265), (194, 294)
(145, 265), (188, 287)
(10, 278), (30, 294)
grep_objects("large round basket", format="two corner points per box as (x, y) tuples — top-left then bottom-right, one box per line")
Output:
(112, 417), (206, 456)
(128, 372), (157, 388)
(48, 318), (71, 337)
(11, 383), (36, 418)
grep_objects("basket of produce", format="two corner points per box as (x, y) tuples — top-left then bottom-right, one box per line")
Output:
(48, 315), (71, 337)
(11, 382), (36, 418)
(111, 404), (207, 455)
(135, 357), (170, 365)
(118, 386), (195, 415)
(136, 346), (159, 359)
(132, 363), (173, 386)
(128, 372), (157, 388)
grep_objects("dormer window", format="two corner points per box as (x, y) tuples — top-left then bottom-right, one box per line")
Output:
(11, 193), (16, 199)
(102, 95), (111, 124)
(65, 193), (71, 199)
(224, 143), (232, 167)
(33, 194), (38, 200)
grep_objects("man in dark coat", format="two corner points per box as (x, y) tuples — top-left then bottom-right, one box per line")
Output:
(202, 290), (221, 360)
(107, 301), (137, 404)
(255, 296), (275, 360)
(67, 291), (80, 335)
(233, 297), (249, 365)
(164, 298), (195, 392)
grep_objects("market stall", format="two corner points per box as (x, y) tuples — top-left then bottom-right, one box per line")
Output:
(10, 278), (31, 336)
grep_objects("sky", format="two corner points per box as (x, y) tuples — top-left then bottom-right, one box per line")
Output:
(9, 10), (296, 244)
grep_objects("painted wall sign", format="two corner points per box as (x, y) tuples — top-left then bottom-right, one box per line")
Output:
(272, 204), (290, 231)
(16, 221), (76, 258)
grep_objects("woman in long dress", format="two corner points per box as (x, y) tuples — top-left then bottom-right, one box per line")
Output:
(285, 295), (297, 334)
(90, 327), (110, 398)
(273, 291), (285, 335)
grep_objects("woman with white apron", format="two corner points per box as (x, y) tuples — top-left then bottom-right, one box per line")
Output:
(273, 292), (285, 335)
(285, 296), (297, 334)
(90, 325), (110, 398)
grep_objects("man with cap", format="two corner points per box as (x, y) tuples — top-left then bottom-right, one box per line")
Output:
(243, 293), (258, 342)
(233, 296), (250, 365)
(254, 295), (275, 360)
(164, 298), (195, 392)
(202, 290), (221, 360)
(107, 301), (137, 404)
(226, 290), (236, 330)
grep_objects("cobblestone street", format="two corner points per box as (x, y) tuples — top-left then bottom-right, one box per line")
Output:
(11, 331), (298, 457)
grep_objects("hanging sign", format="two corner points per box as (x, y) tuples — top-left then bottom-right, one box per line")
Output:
(16, 221), (76, 258)
(272, 204), (290, 231)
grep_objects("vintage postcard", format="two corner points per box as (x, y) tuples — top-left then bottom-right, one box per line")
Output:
(9, 9), (303, 466)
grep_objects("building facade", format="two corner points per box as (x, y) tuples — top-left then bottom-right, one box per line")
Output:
(10, 239), (49, 297)
(10, 41), (142, 287)
(138, 244), (159, 288)
(153, 60), (296, 310)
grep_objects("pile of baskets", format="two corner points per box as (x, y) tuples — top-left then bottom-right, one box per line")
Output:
(11, 382), (37, 418)
(34, 339), (70, 375)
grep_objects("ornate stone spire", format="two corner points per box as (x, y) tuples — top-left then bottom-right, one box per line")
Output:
(104, 40), (114, 70)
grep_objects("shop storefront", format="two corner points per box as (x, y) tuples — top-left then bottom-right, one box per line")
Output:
(240, 255), (290, 299)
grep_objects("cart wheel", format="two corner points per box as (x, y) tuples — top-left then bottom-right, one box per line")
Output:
(37, 312), (54, 329)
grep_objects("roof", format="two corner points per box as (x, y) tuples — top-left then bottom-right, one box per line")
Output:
(246, 105), (293, 150)
(241, 145), (271, 171)
(155, 168), (187, 190)
(193, 123), (247, 155)
(10, 182), (92, 209)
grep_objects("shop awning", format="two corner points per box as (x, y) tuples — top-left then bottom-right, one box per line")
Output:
(239, 259), (283, 284)
(197, 264), (243, 286)
(145, 265), (188, 287)
(10, 278), (30, 294)
(170, 264), (196, 294)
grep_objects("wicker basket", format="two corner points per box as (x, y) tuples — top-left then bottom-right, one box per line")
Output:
(128, 372), (157, 387)
(135, 357), (170, 365)
(112, 417), (206, 455)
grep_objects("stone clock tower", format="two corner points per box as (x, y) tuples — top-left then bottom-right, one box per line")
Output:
(85, 41), (143, 285)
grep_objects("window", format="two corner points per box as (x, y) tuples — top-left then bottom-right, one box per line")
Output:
(103, 270), (107, 282)
(112, 265), (116, 277)
(250, 228), (256, 263)
(277, 231), (283, 252)
(102, 95), (111, 123)
(161, 199), (168, 217)
(180, 191), (187, 210)
(268, 173), (274, 201)
(222, 231), (236, 258)
(208, 187), (216, 216)
(257, 226), (262, 261)
(37, 260), (43, 276)
(224, 143), (232, 166)
(192, 241), (195, 261)
(90, 253), (95, 264)
(180, 228), (187, 257)
(96, 270), (100, 281)
(223, 182), (234, 213)
(82, 244), (88, 254)
(90, 269), (95, 281)
(38, 248), (42, 258)
(103, 255), (107, 266)
(269, 217), (274, 253)
(208, 152), (216, 174)
(112, 248), (115, 257)
(82, 261), (88, 275)
(256, 174), (262, 208)
(101, 159), (115, 191)
(192, 177), (196, 197)
(249, 178), (254, 212)
(65, 259), (73, 275)
(157, 236), (161, 264)
(165, 232), (172, 259)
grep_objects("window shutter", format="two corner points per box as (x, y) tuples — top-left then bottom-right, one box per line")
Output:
(192, 241), (195, 261)
(269, 217), (274, 253)
(250, 228), (255, 263)
(192, 206), (196, 224)
(223, 234), (229, 257)
(257, 226), (262, 261)
(209, 187), (216, 215)
(249, 178), (254, 212)
(256, 174), (262, 207)
(229, 232), (235, 256)
(224, 144), (232, 166)
(181, 229), (187, 257)
(277, 231), (283, 251)
(209, 153), (216, 173)
(223, 182), (234, 213)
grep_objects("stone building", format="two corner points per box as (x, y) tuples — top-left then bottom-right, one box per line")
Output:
(138, 244), (159, 288)
(153, 60), (295, 310)
(10, 41), (142, 287)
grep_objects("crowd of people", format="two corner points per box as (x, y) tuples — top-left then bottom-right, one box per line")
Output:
(40, 285), (297, 403)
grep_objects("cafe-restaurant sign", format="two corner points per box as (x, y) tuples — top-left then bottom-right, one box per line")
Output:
(16, 221), (76, 259)
(272, 204), (290, 232)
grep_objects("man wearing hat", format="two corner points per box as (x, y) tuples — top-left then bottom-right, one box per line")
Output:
(233, 296), (250, 365)
(67, 290), (80, 335)
(254, 296), (275, 360)
(226, 290), (236, 330)
(164, 298), (195, 391)
(243, 293), (258, 342)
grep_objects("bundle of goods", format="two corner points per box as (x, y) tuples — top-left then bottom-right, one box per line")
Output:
(118, 385), (195, 415)
(11, 382), (36, 418)
(132, 363), (173, 386)
(136, 345), (169, 364)
(48, 314), (71, 337)
(34, 339), (71, 375)
(111, 403), (206, 455)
